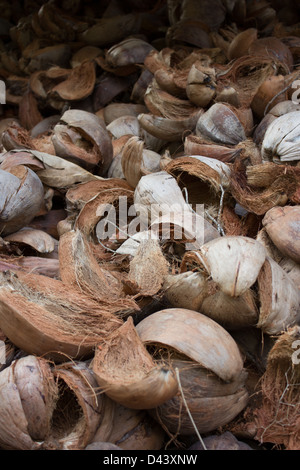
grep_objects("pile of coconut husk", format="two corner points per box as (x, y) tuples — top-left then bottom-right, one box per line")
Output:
(0, 0), (300, 451)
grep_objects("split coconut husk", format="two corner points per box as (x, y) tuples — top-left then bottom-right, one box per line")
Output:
(254, 326), (300, 450)
(91, 398), (165, 450)
(0, 356), (104, 450)
(0, 270), (122, 362)
(58, 228), (139, 316)
(92, 317), (178, 409)
(4, 227), (56, 255)
(136, 308), (248, 435)
(262, 205), (300, 264)
(0, 165), (44, 236)
(121, 135), (161, 188)
(165, 155), (231, 207)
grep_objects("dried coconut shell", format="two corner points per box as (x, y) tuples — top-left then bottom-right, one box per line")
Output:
(92, 317), (178, 409)
(136, 308), (244, 383)
(262, 206), (300, 264)
(0, 355), (58, 450)
(50, 361), (102, 450)
(0, 270), (122, 362)
(257, 256), (300, 335)
(198, 236), (266, 297)
(92, 400), (165, 450)
(59, 229), (139, 316)
(253, 326), (300, 450)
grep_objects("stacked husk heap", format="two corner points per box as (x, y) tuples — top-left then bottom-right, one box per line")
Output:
(0, 0), (300, 451)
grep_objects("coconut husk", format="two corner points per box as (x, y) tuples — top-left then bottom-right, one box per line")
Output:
(0, 355), (58, 450)
(0, 165), (45, 236)
(197, 236), (266, 297)
(0, 255), (60, 278)
(59, 229), (139, 316)
(216, 56), (287, 109)
(136, 308), (244, 383)
(149, 357), (248, 436)
(92, 399), (165, 450)
(200, 287), (259, 330)
(127, 239), (170, 297)
(144, 79), (199, 119)
(75, 184), (134, 240)
(50, 361), (102, 450)
(92, 317), (178, 409)
(52, 109), (113, 175)
(262, 206), (300, 264)
(18, 90), (43, 131)
(257, 256), (300, 335)
(254, 326), (300, 450)
(0, 270), (122, 362)
(229, 158), (297, 215)
(256, 228), (300, 288)
(65, 178), (133, 213)
(50, 60), (96, 101)
(4, 227), (56, 254)
(165, 155), (231, 207)
(183, 134), (240, 163)
(7, 149), (104, 189)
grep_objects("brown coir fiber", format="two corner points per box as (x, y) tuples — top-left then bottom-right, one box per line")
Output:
(254, 326), (300, 450)
(0, 270), (122, 361)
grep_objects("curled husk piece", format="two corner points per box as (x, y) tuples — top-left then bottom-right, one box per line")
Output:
(0, 271), (122, 361)
(136, 308), (248, 435)
(52, 109), (113, 174)
(92, 317), (178, 409)
(252, 326), (300, 450)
